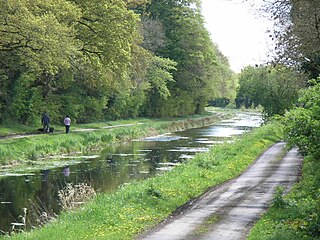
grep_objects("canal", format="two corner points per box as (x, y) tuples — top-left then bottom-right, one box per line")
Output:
(0, 112), (262, 233)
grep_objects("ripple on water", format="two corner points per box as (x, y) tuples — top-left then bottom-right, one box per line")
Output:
(179, 154), (195, 159)
(142, 134), (188, 142)
(167, 147), (209, 153)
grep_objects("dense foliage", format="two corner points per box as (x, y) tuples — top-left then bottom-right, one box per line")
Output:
(248, 82), (320, 239)
(236, 0), (320, 119)
(236, 65), (304, 118)
(0, 0), (235, 125)
(143, 0), (237, 116)
(283, 80), (320, 158)
(252, 81), (320, 240)
(262, 0), (320, 79)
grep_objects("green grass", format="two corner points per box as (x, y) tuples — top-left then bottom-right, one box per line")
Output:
(0, 124), (37, 136)
(1, 121), (284, 240)
(191, 214), (220, 237)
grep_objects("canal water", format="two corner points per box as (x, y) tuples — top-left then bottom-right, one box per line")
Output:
(0, 112), (262, 233)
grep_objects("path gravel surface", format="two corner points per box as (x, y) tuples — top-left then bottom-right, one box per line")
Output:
(137, 142), (303, 240)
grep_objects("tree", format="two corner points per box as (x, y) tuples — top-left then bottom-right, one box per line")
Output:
(0, 0), (142, 124)
(73, 0), (140, 82)
(0, 0), (235, 123)
(145, 0), (222, 116)
(291, 0), (320, 78)
(236, 65), (304, 118)
(142, 56), (177, 116)
(261, 0), (320, 78)
(207, 45), (237, 103)
(283, 80), (320, 157)
(140, 17), (167, 54)
(0, 0), (81, 123)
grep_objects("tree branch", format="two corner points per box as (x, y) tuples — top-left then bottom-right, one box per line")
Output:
(77, 20), (97, 33)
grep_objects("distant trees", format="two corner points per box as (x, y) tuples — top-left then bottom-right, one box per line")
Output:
(235, 0), (319, 119)
(236, 65), (304, 118)
(142, 0), (236, 116)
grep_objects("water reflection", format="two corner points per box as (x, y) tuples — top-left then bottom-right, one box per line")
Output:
(62, 166), (70, 177)
(0, 112), (262, 233)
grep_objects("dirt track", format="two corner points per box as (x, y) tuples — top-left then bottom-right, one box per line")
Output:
(137, 142), (303, 240)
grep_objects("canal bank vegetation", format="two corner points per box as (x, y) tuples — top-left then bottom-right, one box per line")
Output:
(0, 111), (233, 168)
(233, 0), (320, 236)
(247, 82), (320, 240)
(1, 121), (283, 239)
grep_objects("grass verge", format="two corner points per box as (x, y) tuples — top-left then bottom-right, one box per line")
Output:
(1, 121), (284, 240)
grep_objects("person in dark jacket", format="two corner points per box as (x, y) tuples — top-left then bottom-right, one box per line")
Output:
(41, 113), (50, 133)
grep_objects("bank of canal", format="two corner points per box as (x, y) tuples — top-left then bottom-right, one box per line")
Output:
(0, 112), (262, 234)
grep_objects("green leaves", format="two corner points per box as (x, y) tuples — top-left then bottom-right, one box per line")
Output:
(146, 56), (176, 99)
(236, 65), (304, 117)
(75, 0), (139, 76)
(0, 0), (235, 123)
(0, 0), (143, 123)
(283, 80), (320, 157)
(144, 0), (233, 116)
(0, 0), (81, 73)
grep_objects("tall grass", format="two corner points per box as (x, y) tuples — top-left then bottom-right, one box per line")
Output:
(1, 122), (284, 240)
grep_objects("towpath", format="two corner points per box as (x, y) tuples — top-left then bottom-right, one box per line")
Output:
(0, 123), (144, 140)
(137, 142), (303, 240)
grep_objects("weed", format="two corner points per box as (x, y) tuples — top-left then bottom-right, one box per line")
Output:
(192, 214), (220, 237)
(10, 208), (27, 234)
(58, 183), (96, 211)
(147, 185), (162, 198)
(28, 198), (56, 228)
(28, 151), (38, 161)
(272, 186), (287, 208)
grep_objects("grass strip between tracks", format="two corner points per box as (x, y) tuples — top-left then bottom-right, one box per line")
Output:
(1, 121), (284, 240)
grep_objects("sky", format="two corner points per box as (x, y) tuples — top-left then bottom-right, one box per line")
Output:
(201, 0), (273, 73)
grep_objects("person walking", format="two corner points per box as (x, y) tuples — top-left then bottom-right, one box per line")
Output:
(41, 113), (50, 133)
(63, 115), (71, 134)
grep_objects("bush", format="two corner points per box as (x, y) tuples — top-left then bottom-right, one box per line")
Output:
(283, 80), (320, 158)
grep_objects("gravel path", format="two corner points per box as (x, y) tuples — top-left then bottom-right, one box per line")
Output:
(137, 142), (303, 240)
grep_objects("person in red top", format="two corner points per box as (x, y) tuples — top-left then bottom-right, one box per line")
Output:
(63, 115), (71, 133)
